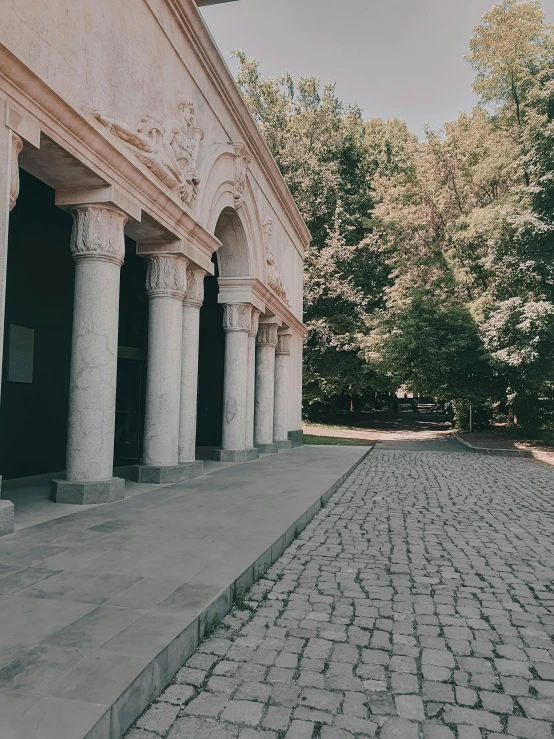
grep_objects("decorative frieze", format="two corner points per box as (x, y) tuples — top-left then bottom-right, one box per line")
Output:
(222, 303), (252, 332)
(262, 215), (288, 304)
(276, 333), (292, 356)
(70, 205), (127, 266)
(89, 97), (204, 205)
(233, 142), (253, 208)
(9, 133), (23, 212)
(184, 266), (206, 308)
(256, 322), (278, 348)
(146, 255), (187, 300)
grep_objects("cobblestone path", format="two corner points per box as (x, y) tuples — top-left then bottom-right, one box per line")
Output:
(127, 449), (554, 739)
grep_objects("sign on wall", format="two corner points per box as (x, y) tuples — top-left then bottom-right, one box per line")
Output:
(7, 325), (34, 384)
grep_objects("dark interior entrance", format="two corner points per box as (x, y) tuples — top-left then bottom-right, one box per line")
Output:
(196, 254), (225, 448)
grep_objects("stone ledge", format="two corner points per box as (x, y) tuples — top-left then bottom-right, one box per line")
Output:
(212, 448), (259, 462)
(129, 462), (204, 484)
(50, 477), (126, 505)
(453, 432), (539, 458)
(288, 429), (304, 447)
(0, 498), (14, 536)
(254, 442), (279, 454)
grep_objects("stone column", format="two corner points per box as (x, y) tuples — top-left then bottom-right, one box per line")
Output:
(52, 205), (128, 504)
(0, 116), (22, 532)
(131, 254), (199, 484)
(245, 308), (261, 453)
(254, 320), (280, 453)
(178, 265), (205, 477)
(214, 303), (259, 462)
(274, 332), (292, 450)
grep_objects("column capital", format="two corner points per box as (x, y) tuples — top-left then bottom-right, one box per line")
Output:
(146, 254), (187, 300)
(183, 264), (207, 308)
(70, 204), (128, 266)
(9, 133), (23, 212)
(249, 308), (261, 338)
(222, 303), (252, 332)
(257, 322), (278, 348)
(276, 333), (292, 356)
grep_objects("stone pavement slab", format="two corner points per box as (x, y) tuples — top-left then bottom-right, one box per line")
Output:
(0, 445), (368, 739)
(127, 449), (554, 739)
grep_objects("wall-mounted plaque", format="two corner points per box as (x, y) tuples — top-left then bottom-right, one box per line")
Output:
(7, 325), (34, 384)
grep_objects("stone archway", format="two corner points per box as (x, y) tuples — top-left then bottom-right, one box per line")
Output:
(196, 207), (252, 451)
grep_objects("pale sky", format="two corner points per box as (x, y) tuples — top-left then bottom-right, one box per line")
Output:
(200, 0), (554, 136)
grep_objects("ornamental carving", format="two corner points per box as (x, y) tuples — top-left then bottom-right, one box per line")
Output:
(70, 205), (128, 266)
(9, 133), (23, 212)
(89, 97), (204, 205)
(184, 266), (206, 307)
(256, 322), (279, 348)
(222, 303), (252, 332)
(262, 215), (288, 304)
(249, 308), (261, 338)
(232, 142), (253, 208)
(146, 255), (187, 299)
(276, 333), (292, 356)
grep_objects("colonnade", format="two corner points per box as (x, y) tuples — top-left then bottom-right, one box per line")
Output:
(32, 202), (293, 504)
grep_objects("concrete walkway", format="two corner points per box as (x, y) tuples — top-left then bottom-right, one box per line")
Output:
(0, 445), (369, 739)
(127, 447), (554, 739)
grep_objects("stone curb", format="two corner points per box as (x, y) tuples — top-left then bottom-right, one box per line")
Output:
(452, 431), (554, 460)
(88, 446), (373, 739)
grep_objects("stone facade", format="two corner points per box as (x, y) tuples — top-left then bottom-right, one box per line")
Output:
(0, 0), (309, 532)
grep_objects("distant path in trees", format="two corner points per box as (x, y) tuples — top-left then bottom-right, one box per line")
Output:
(303, 411), (469, 453)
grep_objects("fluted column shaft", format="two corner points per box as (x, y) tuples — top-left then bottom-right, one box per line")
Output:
(179, 266), (205, 463)
(52, 204), (128, 504)
(254, 321), (279, 453)
(274, 333), (292, 448)
(142, 255), (186, 468)
(245, 309), (261, 451)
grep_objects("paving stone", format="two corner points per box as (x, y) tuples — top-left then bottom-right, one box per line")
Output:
(127, 451), (554, 739)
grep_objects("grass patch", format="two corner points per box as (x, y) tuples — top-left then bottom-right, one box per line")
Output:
(304, 434), (372, 446)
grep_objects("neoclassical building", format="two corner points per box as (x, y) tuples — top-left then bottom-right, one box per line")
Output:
(0, 0), (308, 535)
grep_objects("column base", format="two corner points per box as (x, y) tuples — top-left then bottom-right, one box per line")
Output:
(51, 477), (125, 505)
(255, 443), (279, 454)
(0, 499), (14, 537)
(213, 448), (259, 463)
(275, 440), (293, 451)
(288, 430), (304, 448)
(129, 461), (204, 484)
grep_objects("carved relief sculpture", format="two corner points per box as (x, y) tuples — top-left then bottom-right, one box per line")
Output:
(146, 255), (187, 300)
(222, 303), (252, 332)
(9, 133), (23, 212)
(184, 266), (206, 308)
(89, 97), (204, 205)
(262, 215), (289, 304)
(232, 143), (253, 208)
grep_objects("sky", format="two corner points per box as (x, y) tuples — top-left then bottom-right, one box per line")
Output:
(200, 0), (554, 137)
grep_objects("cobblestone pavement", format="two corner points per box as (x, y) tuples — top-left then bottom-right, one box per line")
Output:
(127, 449), (554, 739)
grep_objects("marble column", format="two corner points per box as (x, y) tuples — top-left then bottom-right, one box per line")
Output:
(245, 308), (261, 453)
(131, 254), (199, 484)
(214, 303), (259, 462)
(274, 332), (292, 450)
(52, 205), (128, 504)
(178, 264), (205, 477)
(254, 320), (280, 453)
(0, 116), (22, 532)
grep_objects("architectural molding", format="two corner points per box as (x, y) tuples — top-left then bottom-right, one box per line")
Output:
(276, 333), (292, 356)
(9, 132), (22, 212)
(232, 142), (253, 209)
(70, 204), (128, 266)
(146, 254), (187, 299)
(222, 302), (252, 332)
(249, 308), (261, 338)
(89, 97), (204, 205)
(262, 215), (288, 304)
(256, 322), (278, 348)
(184, 264), (206, 307)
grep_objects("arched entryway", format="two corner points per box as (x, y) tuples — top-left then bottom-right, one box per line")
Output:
(195, 207), (252, 454)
